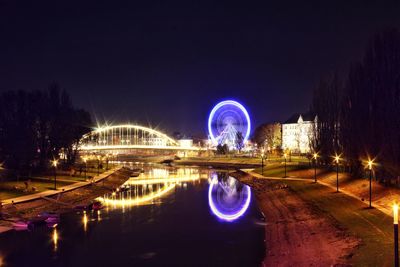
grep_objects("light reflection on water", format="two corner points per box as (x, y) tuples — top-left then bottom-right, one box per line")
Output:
(97, 167), (203, 208)
(82, 212), (88, 232)
(0, 166), (265, 266)
(52, 227), (58, 252)
(96, 167), (251, 222)
(97, 210), (101, 222)
(208, 174), (251, 221)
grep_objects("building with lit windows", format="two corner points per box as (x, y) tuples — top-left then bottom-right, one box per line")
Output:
(282, 113), (316, 154)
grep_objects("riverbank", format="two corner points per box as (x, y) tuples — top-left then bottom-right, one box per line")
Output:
(0, 167), (131, 233)
(233, 169), (397, 266)
(232, 171), (360, 266)
(175, 157), (261, 169)
(0, 167), (107, 201)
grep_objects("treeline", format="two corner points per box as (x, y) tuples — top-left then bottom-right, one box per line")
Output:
(0, 83), (91, 171)
(311, 28), (400, 180)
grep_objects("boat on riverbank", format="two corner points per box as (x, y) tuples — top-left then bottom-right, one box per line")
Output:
(39, 212), (60, 223)
(12, 216), (47, 231)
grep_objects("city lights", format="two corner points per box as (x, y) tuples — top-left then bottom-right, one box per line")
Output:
(1, 2), (399, 266)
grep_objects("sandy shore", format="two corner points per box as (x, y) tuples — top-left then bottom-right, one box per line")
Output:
(232, 171), (359, 267)
(0, 167), (131, 231)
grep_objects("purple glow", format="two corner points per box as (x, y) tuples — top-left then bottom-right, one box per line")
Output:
(208, 177), (251, 222)
(208, 100), (251, 145)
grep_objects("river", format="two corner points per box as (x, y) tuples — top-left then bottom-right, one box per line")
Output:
(0, 165), (265, 266)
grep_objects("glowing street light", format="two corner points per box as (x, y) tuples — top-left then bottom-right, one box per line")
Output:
(394, 204), (399, 267)
(52, 159), (58, 190)
(313, 152), (318, 183)
(283, 153), (287, 178)
(334, 154), (341, 192)
(366, 158), (375, 208)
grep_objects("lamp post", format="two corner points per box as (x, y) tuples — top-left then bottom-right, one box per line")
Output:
(284, 153), (287, 178)
(394, 204), (399, 267)
(52, 159), (58, 190)
(313, 152), (318, 183)
(261, 148), (265, 175)
(367, 159), (374, 208)
(334, 154), (340, 192)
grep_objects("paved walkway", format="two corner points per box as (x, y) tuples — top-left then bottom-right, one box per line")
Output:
(240, 169), (394, 218)
(1, 167), (122, 205)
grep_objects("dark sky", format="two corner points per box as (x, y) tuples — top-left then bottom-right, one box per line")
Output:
(1, 0), (400, 137)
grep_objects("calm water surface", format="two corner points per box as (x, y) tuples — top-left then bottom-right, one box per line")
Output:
(0, 166), (265, 267)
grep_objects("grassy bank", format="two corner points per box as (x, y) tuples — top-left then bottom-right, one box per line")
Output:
(286, 180), (393, 267)
(0, 168), (108, 201)
(0, 179), (74, 200)
(255, 163), (311, 177)
(249, 163), (395, 266)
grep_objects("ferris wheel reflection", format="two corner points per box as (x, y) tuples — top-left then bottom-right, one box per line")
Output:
(208, 174), (251, 222)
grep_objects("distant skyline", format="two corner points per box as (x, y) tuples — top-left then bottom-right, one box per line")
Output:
(1, 0), (400, 136)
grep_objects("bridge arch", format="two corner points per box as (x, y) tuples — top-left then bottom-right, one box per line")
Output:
(80, 124), (179, 151)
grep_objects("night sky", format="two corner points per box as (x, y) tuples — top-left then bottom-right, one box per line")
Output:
(1, 0), (400, 137)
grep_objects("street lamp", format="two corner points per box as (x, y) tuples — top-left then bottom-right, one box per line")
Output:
(52, 159), (58, 190)
(261, 148), (265, 175)
(334, 154), (341, 192)
(284, 153), (287, 178)
(313, 152), (318, 183)
(367, 159), (374, 208)
(394, 204), (399, 267)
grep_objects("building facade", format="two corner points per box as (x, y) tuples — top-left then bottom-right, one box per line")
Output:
(282, 113), (316, 154)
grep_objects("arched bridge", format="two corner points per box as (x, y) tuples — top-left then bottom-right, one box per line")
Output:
(79, 124), (199, 153)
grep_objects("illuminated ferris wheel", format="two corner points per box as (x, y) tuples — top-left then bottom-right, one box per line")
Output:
(208, 100), (251, 147)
